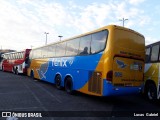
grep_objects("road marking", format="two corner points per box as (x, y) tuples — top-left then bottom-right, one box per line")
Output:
(31, 80), (62, 103)
(22, 82), (48, 111)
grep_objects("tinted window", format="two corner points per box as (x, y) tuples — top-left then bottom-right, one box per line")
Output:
(37, 49), (42, 58)
(12, 54), (14, 59)
(18, 53), (20, 59)
(16, 53), (18, 59)
(151, 45), (159, 61)
(41, 47), (48, 58)
(66, 38), (80, 56)
(55, 42), (66, 57)
(15, 53), (17, 59)
(48, 45), (56, 57)
(79, 35), (91, 55)
(21, 52), (24, 59)
(8, 55), (10, 59)
(29, 50), (33, 59)
(20, 52), (22, 59)
(10, 54), (12, 59)
(33, 49), (42, 59)
(145, 47), (150, 63)
(91, 30), (107, 54)
(19, 52), (22, 59)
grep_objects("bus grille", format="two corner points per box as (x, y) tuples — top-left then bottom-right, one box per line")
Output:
(88, 72), (102, 94)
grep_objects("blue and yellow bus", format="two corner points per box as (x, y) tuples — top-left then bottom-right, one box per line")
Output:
(27, 25), (145, 96)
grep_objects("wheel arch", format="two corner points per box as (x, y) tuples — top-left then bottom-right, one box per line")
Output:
(144, 79), (157, 96)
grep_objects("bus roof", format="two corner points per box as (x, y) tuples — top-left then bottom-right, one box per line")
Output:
(33, 25), (144, 50)
(146, 41), (160, 48)
(1, 49), (31, 55)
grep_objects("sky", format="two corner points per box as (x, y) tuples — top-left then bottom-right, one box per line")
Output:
(0, 0), (160, 50)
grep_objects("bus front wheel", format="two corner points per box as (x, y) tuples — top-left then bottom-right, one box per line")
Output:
(55, 75), (62, 90)
(65, 77), (74, 94)
(145, 83), (157, 100)
(30, 70), (34, 79)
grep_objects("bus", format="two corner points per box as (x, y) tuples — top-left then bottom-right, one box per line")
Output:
(0, 53), (4, 70)
(1, 49), (31, 74)
(28, 25), (145, 96)
(144, 41), (160, 100)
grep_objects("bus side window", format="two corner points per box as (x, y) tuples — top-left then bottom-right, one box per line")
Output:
(151, 45), (159, 62)
(47, 45), (56, 57)
(145, 47), (150, 63)
(66, 38), (80, 56)
(91, 30), (108, 54)
(55, 42), (66, 57)
(79, 35), (91, 55)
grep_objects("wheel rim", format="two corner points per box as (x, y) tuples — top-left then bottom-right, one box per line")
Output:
(16, 69), (18, 75)
(148, 90), (153, 100)
(147, 87), (156, 100)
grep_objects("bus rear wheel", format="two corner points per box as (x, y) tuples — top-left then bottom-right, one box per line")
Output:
(65, 77), (74, 94)
(15, 68), (19, 75)
(2, 66), (4, 72)
(55, 75), (62, 90)
(145, 83), (157, 101)
(13, 67), (15, 74)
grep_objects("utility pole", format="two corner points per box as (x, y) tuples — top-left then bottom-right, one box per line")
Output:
(119, 18), (128, 27)
(44, 32), (49, 45)
(58, 35), (63, 41)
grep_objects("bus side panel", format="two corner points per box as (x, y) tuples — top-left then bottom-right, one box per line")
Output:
(77, 52), (105, 96)
(144, 63), (160, 99)
(28, 58), (49, 79)
(3, 60), (11, 72)
(28, 54), (102, 96)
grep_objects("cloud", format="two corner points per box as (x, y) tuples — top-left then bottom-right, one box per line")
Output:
(145, 36), (158, 45)
(128, 0), (146, 5)
(0, 0), (64, 50)
(0, 0), (153, 50)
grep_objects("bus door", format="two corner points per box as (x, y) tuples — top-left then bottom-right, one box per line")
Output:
(112, 57), (143, 87)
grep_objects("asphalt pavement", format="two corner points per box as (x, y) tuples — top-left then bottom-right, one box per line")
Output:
(0, 71), (160, 120)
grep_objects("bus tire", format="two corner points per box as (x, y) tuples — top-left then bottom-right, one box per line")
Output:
(145, 83), (157, 101)
(55, 74), (62, 90)
(30, 70), (34, 79)
(15, 68), (19, 75)
(13, 67), (15, 74)
(2, 66), (4, 72)
(65, 77), (74, 94)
